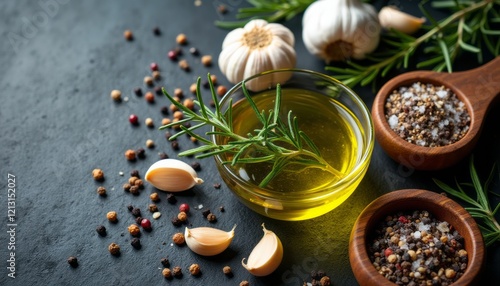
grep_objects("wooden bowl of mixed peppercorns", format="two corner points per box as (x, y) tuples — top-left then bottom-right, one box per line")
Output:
(349, 189), (485, 286)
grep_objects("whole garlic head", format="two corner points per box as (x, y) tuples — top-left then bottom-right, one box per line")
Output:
(218, 19), (296, 91)
(302, 0), (381, 63)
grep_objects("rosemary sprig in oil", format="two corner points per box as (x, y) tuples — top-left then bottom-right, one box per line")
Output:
(433, 157), (500, 247)
(160, 74), (343, 188)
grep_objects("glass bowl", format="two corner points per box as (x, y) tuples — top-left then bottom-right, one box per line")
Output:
(212, 69), (374, 221)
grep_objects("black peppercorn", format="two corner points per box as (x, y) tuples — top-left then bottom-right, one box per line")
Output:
(130, 237), (141, 249)
(172, 266), (182, 277)
(136, 148), (146, 159)
(213, 183), (221, 189)
(67, 256), (78, 268)
(161, 258), (170, 267)
(158, 152), (168, 159)
(166, 193), (177, 204)
(171, 217), (182, 227)
(127, 205), (134, 212)
(165, 131), (172, 140)
(96, 225), (107, 237)
(153, 26), (161, 35)
(171, 141), (179, 150)
(189, 47), (199, 55)
(190, 162), (201, 171)
(201, 209), (211, 218)
(154, 86), (163, 95)
(132, 208), (141, 217)
(135, 216), (143, 225)
(130, 170), (140, 178)
(219, 206), (225, 212)
(160, 106), (169, 115)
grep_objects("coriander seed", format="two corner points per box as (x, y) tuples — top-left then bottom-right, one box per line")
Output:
(189, 83), (197, 94)
(146, 139), (155, 148)
(201, 55), (212, 66)
(108, 242), (120, 255)
(172, 232), (185, 245)
(178, 59), (189, 71)
(223, 266), (232, 276)
(106, 211), (118, 222)
(207, 213), (217, 222)
(96, 186), (107, 196)
(240, 281), (249, 286)
(176, 33), (187, 45)
(129, 176), (138, 185)
(128, 224), (140, 236)
(173, 111), (183, 120)
(216, 85), (227, 96)
(189, 263), (201, 276)
(174, 88), (184, 98)
(145, 91), (155, 103)
(144, 76), (154, 86)
(172, 266), (183, 277)
(145, 118), (154, 127)
(152, 70), (161, 80)
(92, 168), (104, 181)
(183, 98), (194, 110)
(161, 118), (171, 125)
(110, 89), (122, 101)
(162, 267), (172, 279)
(177, 211), (187, 222)
(124, 149), (136, 161)
(169, 103), (179, 112)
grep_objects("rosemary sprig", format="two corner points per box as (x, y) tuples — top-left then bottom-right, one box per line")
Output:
(160, 74), (343, 188)
(433, 157), (500, 247)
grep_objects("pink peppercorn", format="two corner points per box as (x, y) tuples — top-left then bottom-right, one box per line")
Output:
(150, 62), (159, 71)
(179, 203), (190, 213)
(129, 114), (139, 125)
(168, 50), (177, 61)
(384, 248), (393, 257)
(398, 216), (409, 224)
(141, 218), (152, 229)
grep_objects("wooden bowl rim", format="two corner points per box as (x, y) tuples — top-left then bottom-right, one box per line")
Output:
(349, 189), (485, 286)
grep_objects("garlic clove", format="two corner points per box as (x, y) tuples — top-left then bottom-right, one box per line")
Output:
(145, 159), (204, 192)
(378, 6), (426, 35)
(184, 225), (236, 256)
(242, 223), (283, 276)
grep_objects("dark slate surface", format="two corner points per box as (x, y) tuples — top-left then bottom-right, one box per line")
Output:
(1, 0), (499, 285)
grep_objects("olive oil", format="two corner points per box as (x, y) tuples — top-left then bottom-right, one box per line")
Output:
(220, 88), (363, 194)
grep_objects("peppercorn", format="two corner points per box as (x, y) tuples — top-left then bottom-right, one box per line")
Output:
(133, 87), (142, 96)
(166, 193), (177, 204)
(217, 4), (228, 14)
(201, 55), (212, 66)
(96, 225), (107, 237)
(131, 208), (141, 217)
(92, 169), (104, 181)
(219, 206), (225, 212)
(153, 26), (161, 36)
(171, 217), (182, 227)
(108, 243), (120, 255)
(213, 183), (221, 189)
(135, 216), (143, 225)
(152, 71), (161, 80)
(207, 213), (217, 222)
(124, 149), (136, 161)
(67, 256), (78, 268)
(144, 76), (154, 86)
(189, 47), (199, 55)
(172, 266), (183, 277)
(129, 114), (139, 125)
(96, 186), (107, 196)
(223, 266), (232, 276)
(217, 85), (227, 97)
(201, 209), (211, 218)
(177, 211), (188, 222)
(169, 103), (179, 112)
(154, 86), (163, 96)
(145, 139), (155, 148)
(150, 192), (160, 202)
(130, 237), (141, 249)
(135, 179), (144, 189)
(167, 50), (178, 61)
(145, 118), (154, 128)
(176, 33), (187, 45)
(110, 89), (122, 101)
(141, 218), (152, 230)
(127, 205), (134, 212)
(190, 162), (201, 171)
(107, 211), (118, 222)
(165, 131), (173, 140)
(189, 83), (197, 94)
(239, 281), (249, 286)
(171, 141), (179, 150)
(130, 169), (139, 177)
(123, 30), (133, 41)
(189, 263), (201, 276)
(144, 204), (157, 214)
(161, 258), (170, 267)
(145, 91), (155, 103)
(172, 232), (185, 245)
(136, 148), (146, 159)
(179, 203), (190, 213)
(319, 276), (331, 286)
(150, 62), (159, 71)
(158, 152), (168, 159)
(162, 267), (172, 279)
(129, 185), (139, 195)
(178, 59), (189, 71)
(173, 88), (184, 98)
(128, 224), (141, 236)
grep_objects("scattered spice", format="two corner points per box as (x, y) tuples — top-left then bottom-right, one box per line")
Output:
(367, 210), (467, 285)
(171, 217), (182, 226)
(106, 211), (118, 222)
(216, 85), (227, 97)
(219, 206), (225, 212)
(179, 203), (190, 213)
(152, 212), (162, 219)
(189, 47), (199, 55)
(172, 266), (183, 278)
(131, 207), (142, 217)
(133, 87), (142, 96)
(179, 59), (190, 71)
(190, 162), (201, 171)
(135, 216), (143, 225)
(127, 205), (134, 212)
(136, 148), (146, 159)
(153, 26), (161, 36)
(140, 218), (152, 230)
(189, 83), (197, 94)
(124, 149), (136, 161)
(123, 30), (133, 41)
(108, 243), (121, 255)
(96, 225), (107, 236)
(128, 224), (141, 236)
(176, 33), (187, 45)
(201, 55), (212, 66)
(148, 204), (159, 212)
(146, 139), (155, 148)
(145, 118), (154, 128)
(162, 268), (173, 279)
(92, 168), (104, 181)
(202, 209), (211, 218)
(189, 263), (201, 276)
(145, 91), (155, 103)
(144, 76), (154, 86)
(150, 62), (159, 71)
(168, 50), (178, 61)
(129, 185), (139, 195)
(183, 98), (194, 110)
(129, 114), (139, 125)
(110, 89), (122, 101)
(240, 281), (250, 286)
(96, 186), (107, 196)
(385, 82), (470, 147)
(158, 152), (168, 159)
(67, 256), (78, 268)
(207, 213), (217, 222)
(177, 211), (188, 222)
(223, 265), (232, 276)
(172, 232), (185, 245)
(213, 183), (221, 189)
(171, 141), (180, 150)
(152, 70), (161, 80)
(166, 193), (177, 204)
(130, 170), (140, 177)
(130, 237), (141, 249)
(161, 257), (170, 267)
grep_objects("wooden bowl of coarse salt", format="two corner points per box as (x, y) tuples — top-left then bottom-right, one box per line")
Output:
(349, 189), (485, 286)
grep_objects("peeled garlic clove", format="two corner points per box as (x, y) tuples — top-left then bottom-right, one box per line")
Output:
(242, 223), (283, 276)
(378, 6), (426, 35)
(184, 225), (236, 256)
(145, 159), (204, 192)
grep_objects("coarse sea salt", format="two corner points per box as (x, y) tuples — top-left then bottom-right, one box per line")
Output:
(388, 115), (398, 129)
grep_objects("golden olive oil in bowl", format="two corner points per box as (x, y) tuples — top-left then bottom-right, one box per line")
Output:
(213, 69), (374, 220)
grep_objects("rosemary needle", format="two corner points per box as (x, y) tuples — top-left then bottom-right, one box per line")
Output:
(160, 74), (343, 188)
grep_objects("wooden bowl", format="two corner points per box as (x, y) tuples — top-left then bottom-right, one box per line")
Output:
(349, 189), (485, 286)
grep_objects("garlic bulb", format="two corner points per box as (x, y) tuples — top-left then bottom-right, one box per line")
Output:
(184, 225), (236, 256)
(218, 19), (296, 91)
(144, 159), (203, 192)
(379, 6), (425, 35)
(242, 223), (283, 276)
(302, 0), (381, 63)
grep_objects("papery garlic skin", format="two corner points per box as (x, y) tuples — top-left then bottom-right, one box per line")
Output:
(145, 159), (203, 192)
(242, 223), (283, 276)
(184, 225), (236, 256)
(302, 0), (381, 63)
(218, 19), (296, 91)
(379, 6), (425, 35)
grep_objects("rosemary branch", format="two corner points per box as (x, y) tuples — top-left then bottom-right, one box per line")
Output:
(433, 157), (500, 247)
(160, 74), (343, 188)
